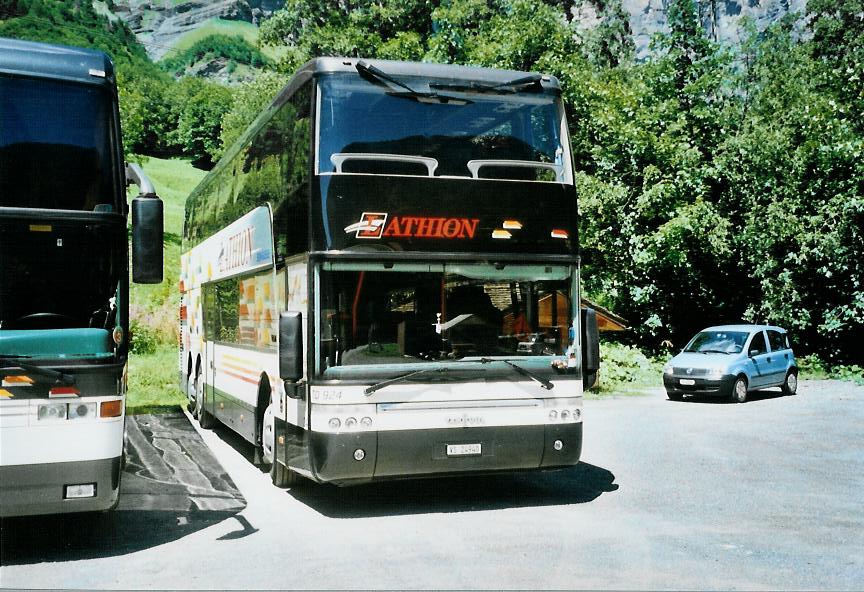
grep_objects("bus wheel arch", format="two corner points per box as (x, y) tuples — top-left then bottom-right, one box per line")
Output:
(255, 374), (273, 466)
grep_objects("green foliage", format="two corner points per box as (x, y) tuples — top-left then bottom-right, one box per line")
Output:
(593, 341), (665, 394)
(168, 78), (234, 167)
(129, 319), (158, 354)
(159, 34), (270, 74)
(127, 345), (187, 412)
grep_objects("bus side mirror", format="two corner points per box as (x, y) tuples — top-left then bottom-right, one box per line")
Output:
(127, 164), (163, 284)
(279, 312), (304, 385)
(581, 308), (600, 390)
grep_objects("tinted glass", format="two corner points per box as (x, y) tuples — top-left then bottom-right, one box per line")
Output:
(184, 80), (312, 254)
(684, 331), (749, 354)
(767, 330), (784, 351)
(749, 331), (768, 355)
(317, 74), (568, 182)
(203, 271), (278, 348)
(0, 77), (116, 211)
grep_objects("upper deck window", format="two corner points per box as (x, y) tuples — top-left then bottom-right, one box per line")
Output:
(316, 72), (572, 183)
(0, 76), (117, 211)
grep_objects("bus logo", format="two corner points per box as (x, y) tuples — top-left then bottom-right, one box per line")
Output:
(344, 212), (388, 239)
(344, 213), (480, 240)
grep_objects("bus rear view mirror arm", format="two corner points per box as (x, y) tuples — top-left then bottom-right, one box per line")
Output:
(127, 163), (164, 284)
(279, 312), (304, 389)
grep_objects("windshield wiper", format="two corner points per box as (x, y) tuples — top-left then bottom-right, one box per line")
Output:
(698, 349), (732, 354)
(356, 60), (471, 105)
(430, 73), (544, 94)
(364, 366), (484, 396)
(478, 358), (554, 390)
(0, 359), (75, 385)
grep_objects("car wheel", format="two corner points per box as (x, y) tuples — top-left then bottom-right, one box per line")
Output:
(667, 391), (683, 401)
(781, 370), (798, 396)
(731, 376), (748, 403)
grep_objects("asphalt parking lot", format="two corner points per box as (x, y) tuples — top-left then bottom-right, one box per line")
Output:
(1, 379), (862, 590)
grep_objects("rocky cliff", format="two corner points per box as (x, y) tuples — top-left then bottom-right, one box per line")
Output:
(574, 0), (807, 59)
(112, 0), (285, 60)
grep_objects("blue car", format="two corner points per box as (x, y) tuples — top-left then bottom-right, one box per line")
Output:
(663, 325), (798, 403)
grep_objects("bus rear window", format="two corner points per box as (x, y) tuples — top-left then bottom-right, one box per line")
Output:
(0, 77), (117, 211)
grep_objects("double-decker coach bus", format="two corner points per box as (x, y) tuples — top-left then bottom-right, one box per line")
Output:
(0, 38), (163, 516)
(180, 58), (599, 486)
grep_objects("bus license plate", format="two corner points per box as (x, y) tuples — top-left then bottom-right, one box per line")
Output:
(447, 443), (481, 457)
(680, 379), (695, 386)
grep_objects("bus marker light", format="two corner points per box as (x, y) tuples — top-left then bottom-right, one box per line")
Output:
(353, 449), (366, 461)
(3, 375), (34, 387)
(502, 220), (523, 230)
(68, 403), (96, 420)
(100, 400), (123, 418)
(37, 403), (67, 421)
(553, 440), (564, 451)
(492, 229), (512, 239)
(65, 483), (96, 498)
(29, 224), (52, 232)
(278, 435), (285, 445)
(49, 386), (79, 398)
(112, 326), (124, 345)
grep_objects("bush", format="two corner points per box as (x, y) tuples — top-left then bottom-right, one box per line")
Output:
(594, 341), (665, 393)
(129, 319), (159, 355)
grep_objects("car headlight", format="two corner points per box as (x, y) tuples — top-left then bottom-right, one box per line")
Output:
(664, 365), (674, 376)
(706, 368), (724, 379)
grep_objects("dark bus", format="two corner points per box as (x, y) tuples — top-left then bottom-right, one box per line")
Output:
(180, 57), (599, 487)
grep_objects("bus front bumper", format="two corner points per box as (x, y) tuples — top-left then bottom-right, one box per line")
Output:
(302, 423), (582, 485)
(0, 456), (121, 518)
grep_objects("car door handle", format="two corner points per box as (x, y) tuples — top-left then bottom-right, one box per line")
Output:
(766, 357), (772, 362)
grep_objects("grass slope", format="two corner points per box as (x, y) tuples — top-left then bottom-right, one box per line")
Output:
(127, 156), (204, 411)
(166, 18), (286, 62)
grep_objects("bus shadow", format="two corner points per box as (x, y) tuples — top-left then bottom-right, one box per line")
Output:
(0, 507), (240, 565)
(288, 462), (618, 519)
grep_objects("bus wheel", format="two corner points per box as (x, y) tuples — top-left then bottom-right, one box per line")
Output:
(187, 374), (198, 419)
(195, 374), (215, 429)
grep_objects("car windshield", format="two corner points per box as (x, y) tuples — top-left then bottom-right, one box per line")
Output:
(684, 331), (749, 354)
(0, 76), (117, 211)
(316, 72), (570, 182)
(316, 261), (575, 380)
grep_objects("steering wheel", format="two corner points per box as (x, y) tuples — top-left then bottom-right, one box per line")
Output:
(4, 313), (79, 330)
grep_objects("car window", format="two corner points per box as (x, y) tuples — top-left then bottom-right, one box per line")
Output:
(767, 330), (787, 352)
(749, 331), (768, 355)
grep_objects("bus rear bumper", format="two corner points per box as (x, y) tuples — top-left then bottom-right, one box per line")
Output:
(0, 456), (121, 518)
(305, 423), (582, 485)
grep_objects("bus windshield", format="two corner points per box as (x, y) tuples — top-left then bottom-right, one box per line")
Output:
(317, 262), (575, 379)
(0, 76), (117, 211)
(316, 73), (570, 183)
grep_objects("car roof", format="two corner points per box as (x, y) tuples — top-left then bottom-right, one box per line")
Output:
(700, 324), (786, 333)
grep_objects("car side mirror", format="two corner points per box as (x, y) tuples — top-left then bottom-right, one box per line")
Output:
(279, 312), (303, 387)
(749, 349), (759, 357)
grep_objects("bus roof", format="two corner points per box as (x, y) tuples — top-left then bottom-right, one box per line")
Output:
(0, 37), (115, 86)
(299, 57), (561, 93)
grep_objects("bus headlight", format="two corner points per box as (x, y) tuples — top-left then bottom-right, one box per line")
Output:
(344, 417), (357, 429)
(328, 418), (341, 429)
(37, 403), (67, 421)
